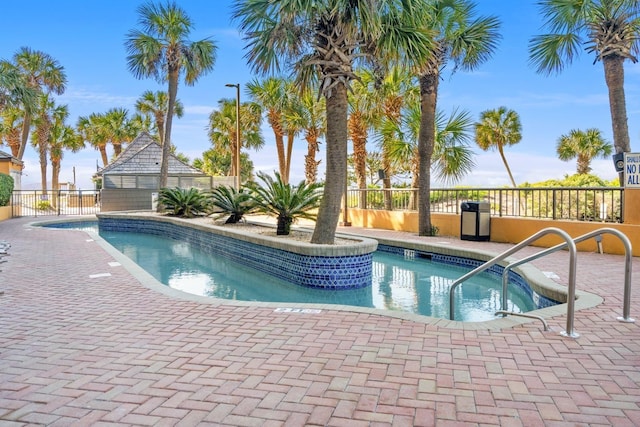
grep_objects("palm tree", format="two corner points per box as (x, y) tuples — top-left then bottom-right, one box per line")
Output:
(529, 0), (639, 182)
(246, 77), (288, 180)
(557, 128), (613, 174)
(233, 0), (432, 244)
(0, 107), (24, 157)
(77, 113), (110, 167)
(283, 86), (326, 184)
(384, 104), (476, 209)
(11, 47), (67, 160)
(413, 0), (500, 236)
(135, 90), (184, 146)
(0, 61), (37, 113)
(474, 107), (522, 188)
(348, 70), (378, 208)
(31, 94), (57, 192)
(125, 1), (217, 191)
(207, 98), (264, 181)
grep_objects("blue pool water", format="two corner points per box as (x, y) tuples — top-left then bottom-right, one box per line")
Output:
(44, 221), (538, 321)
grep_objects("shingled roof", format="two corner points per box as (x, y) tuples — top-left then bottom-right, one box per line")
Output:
(99, 132), (205, 176)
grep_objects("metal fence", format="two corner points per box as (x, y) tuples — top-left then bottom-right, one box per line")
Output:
(347, 187), (625, 223)
(10, 190), (101, 217)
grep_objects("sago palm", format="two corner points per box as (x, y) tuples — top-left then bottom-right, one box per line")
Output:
(210, 185), (257, 224)
(246, 172), (323, 236)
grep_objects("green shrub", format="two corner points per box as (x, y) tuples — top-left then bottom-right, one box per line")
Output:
(0, 173), (14, 207)
(36, 200), (52, 211)
(246, 172), (323, 235)
(210, 185), (257, 223)
(158, 187), (211, 218)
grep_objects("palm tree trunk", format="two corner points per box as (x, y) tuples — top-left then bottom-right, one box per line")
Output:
(39, 143), (47, 193)
(311, 83), (348, 244)
(160, 69), (179, 192)
(417, 73), (438, 236)
(17, 112), (32, 160)
(304, 129), (320, 184)
(99, 146), (109, 167)
(51, 160), (60, 209)
(348, 112), (368, 209)
(268, 111), (286, 180)
(498, 145), (517, 187)
(603, 56), (631, 184)
(284, 130), (294, 184)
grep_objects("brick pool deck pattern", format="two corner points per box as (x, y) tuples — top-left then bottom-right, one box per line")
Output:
(0, 216), (638, 426)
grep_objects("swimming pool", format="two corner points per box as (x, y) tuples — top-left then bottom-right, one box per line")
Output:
(43, 220), (548, 321)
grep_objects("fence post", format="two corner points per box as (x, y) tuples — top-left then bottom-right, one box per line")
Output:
(79, 190), (83, 215)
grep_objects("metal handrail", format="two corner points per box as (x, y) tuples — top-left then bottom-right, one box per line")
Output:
(501, 228), (634, 324)
(448, 228), (579, 336)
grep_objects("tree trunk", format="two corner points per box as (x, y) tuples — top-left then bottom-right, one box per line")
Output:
(99, 146), (109, 167)
(603, 56), (631, 184)
(417, 72), (438, 236)
(348, 112), (368, 209)
(304, 128), (320, 184)
(268, 110), (286, 180)
(311, 83), (348, 244)
(284, 130), (294, 184)
(51, 160), (60, 209)
(498, 145), (517, 187)
(17, 112), (32, 160)
(39, 141), (47, 193)
(161, 68), (179, 194)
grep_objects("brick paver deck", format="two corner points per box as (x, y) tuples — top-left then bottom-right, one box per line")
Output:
(0, 216), (638, 426)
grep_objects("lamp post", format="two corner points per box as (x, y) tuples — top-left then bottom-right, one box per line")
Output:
(225, 83), (241, 190)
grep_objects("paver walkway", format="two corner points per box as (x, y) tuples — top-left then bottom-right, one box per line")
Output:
(0, 216), (638, 426)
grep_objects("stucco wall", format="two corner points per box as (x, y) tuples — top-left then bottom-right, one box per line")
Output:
(346, 201), (640, 257)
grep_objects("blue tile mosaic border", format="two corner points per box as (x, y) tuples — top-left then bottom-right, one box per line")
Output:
(377, 244), (559, 309)
(99, 218), (373, 290)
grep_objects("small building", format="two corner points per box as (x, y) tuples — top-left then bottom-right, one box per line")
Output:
(0, 149), (23, 191)
(98, 132), (232, 212)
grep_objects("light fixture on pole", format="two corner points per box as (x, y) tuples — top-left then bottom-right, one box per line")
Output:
(225, 83), (241, 190)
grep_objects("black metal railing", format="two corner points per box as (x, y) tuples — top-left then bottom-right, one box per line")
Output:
(346, 187), (624, 223)
(10, 190), (101, 217)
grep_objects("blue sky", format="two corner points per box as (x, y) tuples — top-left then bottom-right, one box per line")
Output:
(1, 0), (638, 189)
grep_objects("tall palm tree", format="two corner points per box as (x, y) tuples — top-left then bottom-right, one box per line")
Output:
(207, 97), (264, 180)
(384, 104), (476, 209)
(11, 47), (67, 160)
(135, 90), (184, 146)
(246, 77), (289, 181)
(347, 70), (374, 207)
(77, 113), (110, 167)
(374, 66), (418, 210)
(125, 1), (217, 191)
(50, 123), (82, 195)
(557, 128), (613, 174)
(413, 0), (500, 235)
(474, 106), (522, 188)
(31, 94), (58, 192)
(529, 0), (639, 182)
(233, 0), (432, 244)
(284, 87), (326, 184)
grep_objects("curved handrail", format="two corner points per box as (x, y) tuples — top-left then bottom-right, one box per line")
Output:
(448, 227), (578, 337)
(502, 228), (634, 323)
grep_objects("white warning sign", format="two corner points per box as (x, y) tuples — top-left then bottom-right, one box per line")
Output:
(625, 153), (640, 188)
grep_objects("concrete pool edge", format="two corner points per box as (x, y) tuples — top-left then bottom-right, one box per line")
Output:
(29, 216), (604, 331)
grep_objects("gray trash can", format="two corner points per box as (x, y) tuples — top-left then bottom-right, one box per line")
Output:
(460, 201), (490, 241)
